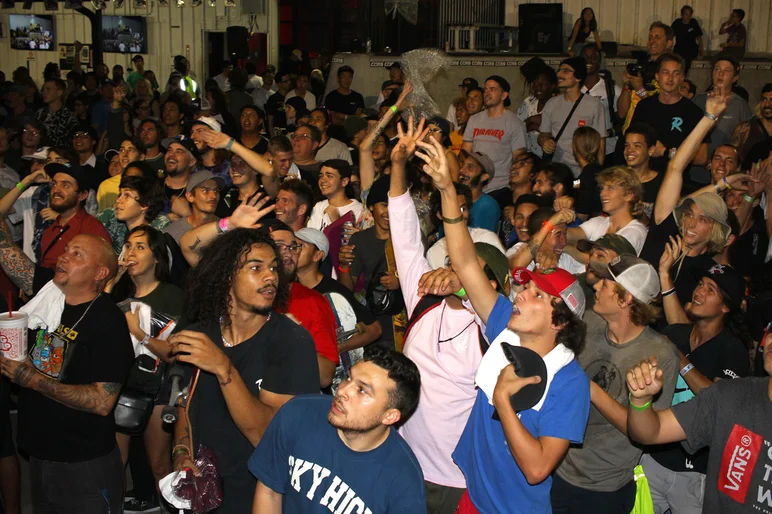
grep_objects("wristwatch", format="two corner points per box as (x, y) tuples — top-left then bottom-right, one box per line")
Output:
(668, 147), (677, 159)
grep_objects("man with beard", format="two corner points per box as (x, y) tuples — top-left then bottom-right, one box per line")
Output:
(136, 118), (166, 176)
(731, 83), (772, 167)
(630, 261), (751, 514)
(0, 163), (111, 296)
(161, 97), (185, 139)
(274, 179), (313, 232)
(531, 162), (575, 203)
(162, 136), (199, 216)
(163, 170), (224, 245)
(35, 79), (78, 147)
(70, 125), (108, 191)
(690, 57), (752, 184)
(264, 220), (339, 389)
(170, 225), (319, 512)
(239, 105), (270, 155)
(189, 117), (231, 183)
(462, 76), (527, 203)
(0, 233), (132, 514)
(499, 153), (541, 245)
(249, 346), (424, 512)
(457, 150), (501, 232)
(215, 155), (264, 218)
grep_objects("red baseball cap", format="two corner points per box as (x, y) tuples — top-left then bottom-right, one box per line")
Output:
(511, 267), (586, 318)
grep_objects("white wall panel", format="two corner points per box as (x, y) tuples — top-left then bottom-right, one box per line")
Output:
(0, 3), (269, 86)
(506, 0), (772, 53)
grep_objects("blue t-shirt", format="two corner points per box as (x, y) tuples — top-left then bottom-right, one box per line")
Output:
(249, 395), (426, 513)
(452, 295), (591, 513)
(469, 193), (501, 233)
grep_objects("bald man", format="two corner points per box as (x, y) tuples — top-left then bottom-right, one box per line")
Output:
(0, 234), (134, 513)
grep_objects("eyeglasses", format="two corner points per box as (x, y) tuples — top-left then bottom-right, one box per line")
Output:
(24, 129), (40, 136)
(72, 132), (90, 139)
(292, 134), (312, 141)
(274, 242), (302, 254)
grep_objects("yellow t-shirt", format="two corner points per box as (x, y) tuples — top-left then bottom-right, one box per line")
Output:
(450, 129), (464, 155)
(96, 174), (122, 213)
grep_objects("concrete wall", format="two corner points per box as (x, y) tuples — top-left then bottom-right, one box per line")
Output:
(330, 53), (772, 113)
(504, 0), (772, 54)
(0, 2), (273, 86)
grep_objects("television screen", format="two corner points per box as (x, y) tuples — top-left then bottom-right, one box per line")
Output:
(102, 16), (148, 54)
(9, 15), (55, 51)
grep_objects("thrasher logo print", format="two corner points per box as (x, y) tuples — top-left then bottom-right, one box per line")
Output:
(718, 424), (762, 504)
(472, 128), (505, 141)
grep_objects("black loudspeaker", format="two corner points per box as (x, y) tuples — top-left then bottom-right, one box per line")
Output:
(226, 26), (249, 60)
(519, 3), (563, 54)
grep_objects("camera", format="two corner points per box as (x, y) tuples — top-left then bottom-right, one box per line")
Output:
(626, 63), (643, 77)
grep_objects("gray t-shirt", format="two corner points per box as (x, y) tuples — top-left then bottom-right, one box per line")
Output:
(556, 311), (679, 491)
(463, 110), (527, 193)
(163, 218), (194, 246)
(316, 137), (353, 165)
(672, 377), (772, 514)
(540, 93), (607, 177)
(690, 93), (753, 183)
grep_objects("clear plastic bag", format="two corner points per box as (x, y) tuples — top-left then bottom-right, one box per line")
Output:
(172, 446), (223, 514)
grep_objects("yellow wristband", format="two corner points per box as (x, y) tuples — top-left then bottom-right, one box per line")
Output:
(390, 105), (398, 113)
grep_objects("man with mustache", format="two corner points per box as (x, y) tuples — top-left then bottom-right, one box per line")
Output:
(161, 135), (199, 216)
(457, 150), (501, 232)
(170, 224), (320, 513)
(163, 170), (224, 246)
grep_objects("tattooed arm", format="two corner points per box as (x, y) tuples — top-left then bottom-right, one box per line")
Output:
(0, 357), (121, 416)
(0, 214), (34, 296)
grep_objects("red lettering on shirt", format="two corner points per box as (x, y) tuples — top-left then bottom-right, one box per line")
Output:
(472, 128), (505, 141)
(578, 120), (586, 127)
(718, 424), (763, 504)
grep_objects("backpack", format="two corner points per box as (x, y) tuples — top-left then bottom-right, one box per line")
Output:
(598, 69), (623, 138)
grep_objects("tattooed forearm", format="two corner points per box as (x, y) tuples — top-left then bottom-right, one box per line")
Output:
(0, 236), (34, 296)
(33, 379), (123, 416)
(188, 237), (202, 251)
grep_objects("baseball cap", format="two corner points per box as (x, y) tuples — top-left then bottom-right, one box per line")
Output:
(589, 254), (660, 304)
(387, 62), (402, 70)
(381, 79), (401, 91)
(499, 343), (548, 412)
(460, 149), (496, 178)
(46, 162), (88, 190)
(22, 147), (50, 161)
(475, 242), (509, 293)
(674, 193), (731, 246)
(367, 175), (390, 207)
(190, 116), (222, 133)
(561, 57), (588, 82)
(511, 267), (586, 318)
(257, 218), (294, 237)
(576, 233), (637, 256)
(691, 261), (745, 310)
(344, 115), (368, 140)
(459, 77), (479, 88)
(295, 228), (330, 259)
(186, 170), (226, 193)
(164, 135), (201, 161)
(103, 148), (120, 162)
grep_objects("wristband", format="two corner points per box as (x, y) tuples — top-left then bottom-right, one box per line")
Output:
(744, 194), (755, 203)
(454, 287), (466, 298)
(723, 177), (731, 190)
(635, 88), (647, 98)
(668, 147), (677, 160)
(661, 287), (676, 297)
(15, 182), (25, 192)
(217, 217), (230, 234)
(172, 444), (191, 457)
(442, 214), (465, 224)
(542, 220), (554, 233)
(338, 266), (351, 273)
(139, 332), (150, 346)
(714, 182), (722, 194)
(679, 362), (695, 377)
(628, 392), (652, 411)
(225, 138), (235, 151)
(390, 105), (398, 114)
(704, 112), (719, 122)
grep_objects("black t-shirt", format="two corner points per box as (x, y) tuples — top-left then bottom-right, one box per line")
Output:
(144, 152), (166, 179)
(640, 171), (664, 219)
(265, 92), (287, 129)
(630, 96), (709, 174)
(672, 18), (703, 59)
(639, 213), (717, 306)
(324, 89), (365, 116)
(349, 228), (394, 345)
(241, 136), (269, 155)
(650, 323), (750, 474)
(216, 186), (263, 218)
(186, 315), (320, 513)
(743, 138), (772, 171)
(728, 208), (769, 277)
(19, 294), (134, 462)
(314, 275), (377, 326)
(746, 290), (772, 377)
(575, 162), (604, 217)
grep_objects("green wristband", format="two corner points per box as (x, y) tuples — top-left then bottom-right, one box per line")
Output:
(390, 105), (398, 113)
(454, 287), (466, 298)
(226, 138), (235, 151)
(628, 392), (652, 411)
(15, 182), (25, 192)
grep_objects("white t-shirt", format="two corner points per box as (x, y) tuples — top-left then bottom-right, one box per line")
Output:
(284, 89), (317, 111)
(306, 199), (364, 231)
(579, 216), (648, 255)
(426, 227), (506, 269)
(506, 242), (586, 275)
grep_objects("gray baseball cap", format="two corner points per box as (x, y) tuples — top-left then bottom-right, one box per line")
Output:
(589, 254), (660, 304)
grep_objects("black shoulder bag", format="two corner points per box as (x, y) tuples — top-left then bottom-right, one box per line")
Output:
(542, 94), (585, 163)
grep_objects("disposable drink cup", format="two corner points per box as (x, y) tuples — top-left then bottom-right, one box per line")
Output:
(0, 312), (28, 361)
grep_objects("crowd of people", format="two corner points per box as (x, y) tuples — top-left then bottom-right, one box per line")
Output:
(0, 8), (770, 514)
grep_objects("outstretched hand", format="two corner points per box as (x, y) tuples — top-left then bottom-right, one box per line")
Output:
(197, 127), (232, 150)
(705, 90), (729, 119)
(391, 115), (429, 166)
(415, 138), (452, 191)
(228, 193), (275, 230)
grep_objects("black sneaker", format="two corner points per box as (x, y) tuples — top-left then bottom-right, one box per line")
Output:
(124, 489), (136, 500)
(124, 498), (161, 513)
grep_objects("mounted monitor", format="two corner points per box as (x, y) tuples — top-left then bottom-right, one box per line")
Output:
(102, 15), (147, 54)
(9, 15), (55, 51)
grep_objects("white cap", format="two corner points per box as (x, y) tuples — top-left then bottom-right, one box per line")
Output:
(191, 116), (222, 133)
(22, 147), (50, 161)
(589, 254), (660, 304)
(295, 228), (329, 259)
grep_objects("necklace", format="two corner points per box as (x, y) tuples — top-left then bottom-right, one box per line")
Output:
(437, 303), (476, 348)
(220, 313), (271, 347)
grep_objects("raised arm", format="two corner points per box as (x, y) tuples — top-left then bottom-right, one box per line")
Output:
(0, 169), (48, 218)
(659, 235), (689, 325)
(417, 137), (498, 324)
(0, 214), (34, 296)
(653, 91), (728, 225)
(626, 356), (687, 445)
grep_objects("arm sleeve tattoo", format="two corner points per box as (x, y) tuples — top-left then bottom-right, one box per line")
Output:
(0, 217), (34, 296)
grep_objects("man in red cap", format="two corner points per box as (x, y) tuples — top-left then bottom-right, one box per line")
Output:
(417, 136), (590, 513)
